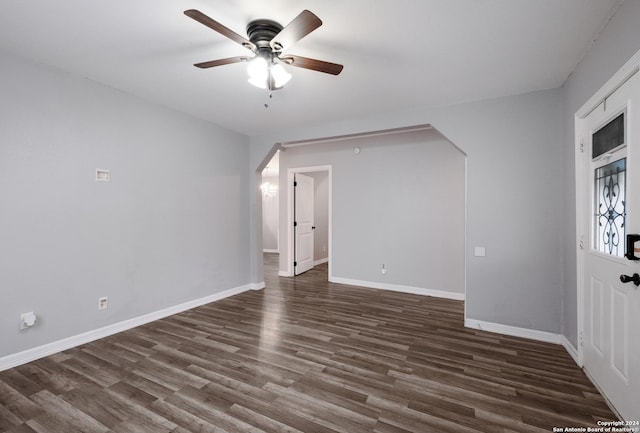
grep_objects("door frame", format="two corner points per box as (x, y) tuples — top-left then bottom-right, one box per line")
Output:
(575, 49), (640, 367)
(283, 165), (332, 278)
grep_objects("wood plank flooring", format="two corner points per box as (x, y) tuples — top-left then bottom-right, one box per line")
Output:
(0, 253), (616, 432)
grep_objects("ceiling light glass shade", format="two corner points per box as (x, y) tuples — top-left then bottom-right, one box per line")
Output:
(270, 64), (292, 88)
(247, 56), (292, 90)
(247, 57), (269, 89)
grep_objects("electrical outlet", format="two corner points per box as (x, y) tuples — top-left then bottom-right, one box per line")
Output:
(381, 264), (387, 275)
(19, 312), (37, 330)
(98, 297), (108, 310)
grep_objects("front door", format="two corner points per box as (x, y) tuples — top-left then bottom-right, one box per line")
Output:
(294, 173), (314, 275)
(579, 72), (640, 421)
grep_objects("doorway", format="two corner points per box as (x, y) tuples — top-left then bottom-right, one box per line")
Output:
(575, 58), (640, 421)
(259, 153), (331, 280)
(286, 166), (331, 278)
(255, 125), (465, 302)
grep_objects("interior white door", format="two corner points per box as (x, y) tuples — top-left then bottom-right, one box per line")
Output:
(579, 72), (640, 421)
(294, 173), (314, 275)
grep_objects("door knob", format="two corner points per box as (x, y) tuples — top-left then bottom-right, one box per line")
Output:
(619, 273), (640, 286)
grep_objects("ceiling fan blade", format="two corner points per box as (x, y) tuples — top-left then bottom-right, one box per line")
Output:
(282, 55), (343, 75)
(270, 10), (322, 52)
(194, 56), (250, 69)
(184, 10), (256, 52)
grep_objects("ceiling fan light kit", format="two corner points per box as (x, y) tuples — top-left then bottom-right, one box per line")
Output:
(184, 9), (343, 92)
(246, 54), (292, 90)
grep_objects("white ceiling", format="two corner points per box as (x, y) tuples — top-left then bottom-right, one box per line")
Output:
(0, 0), (622, 136)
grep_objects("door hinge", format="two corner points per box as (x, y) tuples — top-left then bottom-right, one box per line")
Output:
(294, 221), (297, 227)
(580, 139), (584, 153)
(579, 332), (584, 347)
(294, 181), (297, 187)
(294, 261), (297, 267)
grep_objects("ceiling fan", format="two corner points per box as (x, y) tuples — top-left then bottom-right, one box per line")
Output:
(184, 9), (344, 91)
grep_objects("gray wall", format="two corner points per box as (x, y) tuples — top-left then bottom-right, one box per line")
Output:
(251, 88), (563, 333)
(261, 173), (279, 251)
(0, 51), (250, 358)
(561, 0), (640, 347)
(277, 129), (465, 296)
(6, 1), (638, 362)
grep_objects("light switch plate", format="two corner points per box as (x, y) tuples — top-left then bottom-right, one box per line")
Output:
(474, 247), (486, 257)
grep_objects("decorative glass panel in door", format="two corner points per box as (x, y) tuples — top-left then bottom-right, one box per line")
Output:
(593, 157), (626, 257)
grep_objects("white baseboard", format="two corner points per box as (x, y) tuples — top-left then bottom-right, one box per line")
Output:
(561, 335), (581, 366)
(329, 277), (465, 301)
(263, 249), (279, 253)
(251, 282), (266, 291)
(314, 257), (328, 266)
(278, 271), (292, 277)
(0, 284), (252, 372)
(464, 318), (562, 345)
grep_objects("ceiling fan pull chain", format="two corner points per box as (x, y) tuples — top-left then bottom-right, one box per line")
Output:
(264, 92), (273, 109)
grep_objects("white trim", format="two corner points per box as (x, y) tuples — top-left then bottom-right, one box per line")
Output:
(0, 284), (252, 372)
(465, 319), (561, 345)
(314, 257), (328, 266)
(575, 113), (587, 367)
(462, 144), (469, 332)
(562, 335), (581, 366)
(330, 277), (465, 301)
(278, 270), (292, 277)
(280, 124), (433, 148)
(579, 66), (640, 119)
(262, 249), (279, 253)
(250, 282), (265, 291)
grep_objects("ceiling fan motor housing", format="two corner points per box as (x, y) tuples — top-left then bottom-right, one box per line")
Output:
(247, 19), (283, 50)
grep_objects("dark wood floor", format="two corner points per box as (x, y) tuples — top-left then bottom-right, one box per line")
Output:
(0, 253), (616, 432)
